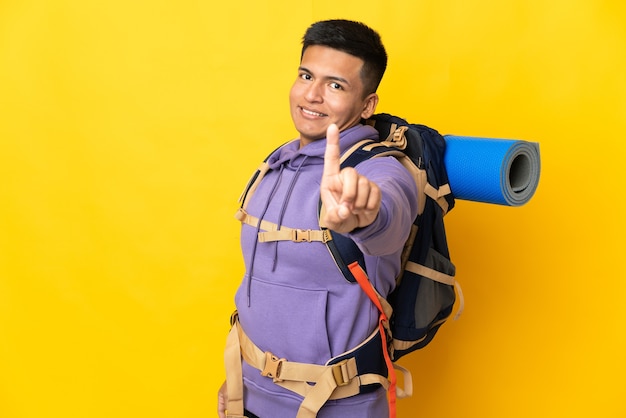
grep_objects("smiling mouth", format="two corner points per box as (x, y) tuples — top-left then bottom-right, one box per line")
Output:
(300, 107), (327, 117)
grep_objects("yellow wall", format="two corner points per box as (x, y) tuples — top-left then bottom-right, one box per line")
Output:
(1, 1), (624, 417)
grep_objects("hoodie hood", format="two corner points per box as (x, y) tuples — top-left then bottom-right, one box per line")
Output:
(267, 124), (380, 170)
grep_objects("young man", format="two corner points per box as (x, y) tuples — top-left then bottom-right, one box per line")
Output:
(219, 20), (417, 418)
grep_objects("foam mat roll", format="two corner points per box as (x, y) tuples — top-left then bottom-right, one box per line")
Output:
(443, 135), (541, 206)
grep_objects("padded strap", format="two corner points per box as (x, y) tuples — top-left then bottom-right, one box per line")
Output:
(239, 161), (271, 211)
(224, 314), (245, 418)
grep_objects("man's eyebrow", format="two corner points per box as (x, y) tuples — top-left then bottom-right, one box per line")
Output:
(298, 66), (351, 86)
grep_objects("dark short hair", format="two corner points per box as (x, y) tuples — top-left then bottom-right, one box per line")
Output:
(301, 19), (387, 96)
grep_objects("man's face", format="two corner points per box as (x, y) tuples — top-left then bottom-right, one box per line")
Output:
(289, 45), (378, 147)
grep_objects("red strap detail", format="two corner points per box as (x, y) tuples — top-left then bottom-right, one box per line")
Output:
(349, 262), (387, 320)
(348, 262), (396, 418)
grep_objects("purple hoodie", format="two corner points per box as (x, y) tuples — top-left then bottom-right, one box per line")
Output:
(234, 124), (418, 417)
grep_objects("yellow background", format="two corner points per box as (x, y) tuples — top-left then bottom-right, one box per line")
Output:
(1, 0), (625, 417)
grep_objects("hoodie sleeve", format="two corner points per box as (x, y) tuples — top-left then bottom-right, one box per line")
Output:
(347, 155), (418, 256)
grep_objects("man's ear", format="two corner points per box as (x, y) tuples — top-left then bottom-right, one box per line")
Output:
(361, 93), (379, 120)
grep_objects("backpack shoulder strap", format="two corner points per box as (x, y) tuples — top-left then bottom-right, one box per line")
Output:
(318, 137), (403, 283)
(237, 142), (286, 211)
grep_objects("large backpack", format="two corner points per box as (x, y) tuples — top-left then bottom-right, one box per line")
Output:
(232, 113), (462, 416)
(328, 113), (462, 362)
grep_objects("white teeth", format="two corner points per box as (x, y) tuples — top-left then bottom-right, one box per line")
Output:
(302, 108), (326, 117)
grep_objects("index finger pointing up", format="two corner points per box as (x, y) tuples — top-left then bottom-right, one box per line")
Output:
(323, 123), (341, 177)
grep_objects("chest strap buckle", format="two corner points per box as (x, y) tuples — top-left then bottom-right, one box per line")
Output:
(261, 352), (286, 382)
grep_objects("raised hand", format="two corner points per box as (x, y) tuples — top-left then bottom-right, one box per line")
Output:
(320, 124), (381, 233)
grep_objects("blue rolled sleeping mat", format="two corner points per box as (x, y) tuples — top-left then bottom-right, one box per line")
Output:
(443, 135), (541, 206)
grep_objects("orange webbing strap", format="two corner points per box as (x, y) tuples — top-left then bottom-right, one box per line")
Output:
(224, 314), (246, 418)
(348, 261), (397, 418)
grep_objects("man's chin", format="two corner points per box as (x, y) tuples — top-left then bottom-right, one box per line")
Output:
(294, 126), (328, 143)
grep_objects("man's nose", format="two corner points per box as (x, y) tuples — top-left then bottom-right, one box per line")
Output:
(304, 81), (323, 102)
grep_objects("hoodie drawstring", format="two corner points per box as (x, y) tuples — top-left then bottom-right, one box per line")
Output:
(271, 156), (308, 271)
(245, 156), (309, 306)
(246, 164), (285, 306)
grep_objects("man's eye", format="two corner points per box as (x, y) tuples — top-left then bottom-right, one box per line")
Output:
(300, 73), (312, 80)
(330, 82), (342, 90)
